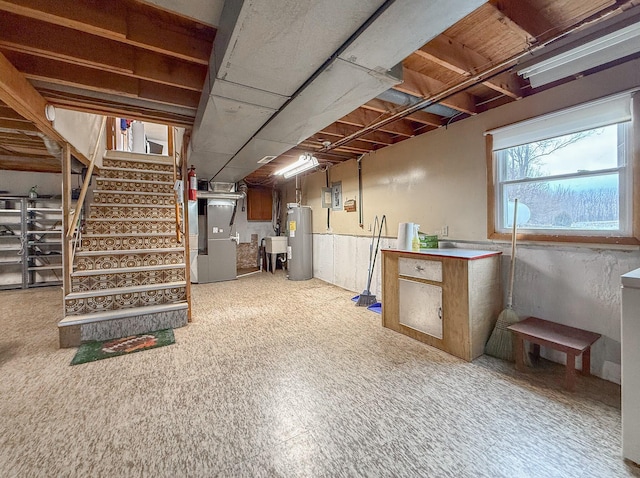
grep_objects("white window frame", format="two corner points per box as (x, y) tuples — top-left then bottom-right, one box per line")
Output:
(486, 92), (640, 245)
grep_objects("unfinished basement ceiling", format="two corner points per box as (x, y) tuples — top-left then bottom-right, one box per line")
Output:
(0, 0), (637, 178)
(0, 101), (60, 173)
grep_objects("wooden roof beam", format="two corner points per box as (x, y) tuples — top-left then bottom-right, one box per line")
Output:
(414, 35), (523, 99)
(397, 66), (478, 115)
(0, 0), (214, 64)
(0, 13), (207, 92)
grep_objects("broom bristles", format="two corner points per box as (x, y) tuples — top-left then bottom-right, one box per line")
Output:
(485, 308), (519, 361)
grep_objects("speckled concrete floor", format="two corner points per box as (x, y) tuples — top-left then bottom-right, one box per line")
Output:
(1, 272), (639, 477)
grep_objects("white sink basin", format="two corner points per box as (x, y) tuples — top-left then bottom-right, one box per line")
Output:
(265, 236), (287, 254)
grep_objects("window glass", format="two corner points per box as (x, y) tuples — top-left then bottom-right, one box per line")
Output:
(495, 122), (630, 235)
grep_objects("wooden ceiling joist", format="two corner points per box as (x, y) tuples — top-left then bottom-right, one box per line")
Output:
(2, 50), (200, 110)
(488, 0), (556, 42)
(485, 0), (540, 44)
(37, 86), (195, 128)
(363, 98), (445, 127)
(0, 0), (214, 64)
(397, 67), (478, 115)
(415, 35), (523, 99)
(0, 154), (60, 172)
(337, 108), (416, 137)
(0, 13), (207, 92)
(318, 123), (397, 146)
(0, 119), (39, 132)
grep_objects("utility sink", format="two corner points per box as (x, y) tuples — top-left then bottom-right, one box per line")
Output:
(265, 236), (288, 254)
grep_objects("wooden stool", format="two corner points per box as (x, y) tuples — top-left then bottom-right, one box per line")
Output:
(507, 316), (601, 392)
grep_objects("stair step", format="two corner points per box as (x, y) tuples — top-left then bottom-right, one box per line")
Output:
(83, 222), (177, 235)
(59, 302), (188, 327)
(66, 281), (187, 300)
(82, 232), (177, 238)
(87, 217), (176, 222)
(95, 177), (173, 186)
(72, 263), (184, 277)
(100, 166), (173, 175)
(94, 179), (174, 194)
(104, 150), (173, 164)
(89, 203), (174, 208)
(93, 189), (174, 197)
(76, 247), (184, 256)
(74, 248), (185, 271)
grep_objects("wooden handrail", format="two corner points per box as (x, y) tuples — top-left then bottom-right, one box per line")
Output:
(170, 126), (183, 244)
(66, 116), (107, 239)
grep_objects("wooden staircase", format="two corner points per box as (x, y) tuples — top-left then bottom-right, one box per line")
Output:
(58, 151), (188, 347)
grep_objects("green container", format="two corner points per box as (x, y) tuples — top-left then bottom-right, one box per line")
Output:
(419, 233), (438, 249)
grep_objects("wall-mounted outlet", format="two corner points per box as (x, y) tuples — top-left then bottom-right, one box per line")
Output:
(368, 223), (372, 232)
(441, 225), (448, 237)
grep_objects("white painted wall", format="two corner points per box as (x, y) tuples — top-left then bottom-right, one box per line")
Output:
(53, 108), (105, 168)
(0, 171), (62, 197)
(295, 58), (640, 384)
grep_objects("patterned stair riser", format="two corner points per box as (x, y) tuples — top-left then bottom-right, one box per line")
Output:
(65, 287), (187, 315)
(102, 159), (173, 172)
(84, 221), (176, 235)
(74, 250), (184, 271)
(80, 235), (180, 252)
(93, 192), (175, 206)
(100, 169), (174, 182)
(71, 269), (186, 292)
(89, 205), (176, 219)
(95, 179), (174, 193)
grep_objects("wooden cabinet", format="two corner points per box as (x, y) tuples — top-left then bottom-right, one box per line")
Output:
(382, 249), (501, 361)
(246, 187), (272, 221)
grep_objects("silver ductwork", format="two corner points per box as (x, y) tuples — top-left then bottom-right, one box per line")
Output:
(376, 89), (459, 118)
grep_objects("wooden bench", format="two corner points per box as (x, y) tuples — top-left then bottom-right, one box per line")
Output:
(507, 316), (601, 392)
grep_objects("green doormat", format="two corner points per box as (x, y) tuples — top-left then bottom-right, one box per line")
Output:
(70, 329), (175, 365)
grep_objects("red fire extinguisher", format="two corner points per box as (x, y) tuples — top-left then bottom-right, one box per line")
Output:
(188, 165), (197, 201)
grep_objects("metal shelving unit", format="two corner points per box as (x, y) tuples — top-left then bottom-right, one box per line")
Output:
(0, 196), (63, 289)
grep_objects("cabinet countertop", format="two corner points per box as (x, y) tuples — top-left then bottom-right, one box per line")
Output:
(382, 248), (501, 260)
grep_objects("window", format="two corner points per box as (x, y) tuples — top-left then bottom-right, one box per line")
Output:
(487, 92), (639, 244)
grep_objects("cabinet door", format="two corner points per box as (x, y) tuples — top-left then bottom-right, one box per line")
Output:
(399, 278), (443, 339)
(246, 187), (272, 221)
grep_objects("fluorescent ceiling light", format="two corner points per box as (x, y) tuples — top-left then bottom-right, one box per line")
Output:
(517, 20), (640, 88)
(273, 156), (308, 176)
(276, 153), (319, 179)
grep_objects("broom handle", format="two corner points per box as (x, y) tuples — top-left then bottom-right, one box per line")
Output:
(507, 198), (518, 308)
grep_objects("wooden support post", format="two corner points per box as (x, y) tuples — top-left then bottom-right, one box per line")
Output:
(182, 131), (192, 323)
(167, 124), (175, 157)
(61, 143), (72, 295)
(106, 117), (116, 150)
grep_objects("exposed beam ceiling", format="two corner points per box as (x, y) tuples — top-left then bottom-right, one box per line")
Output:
(0, 0), (635, 180)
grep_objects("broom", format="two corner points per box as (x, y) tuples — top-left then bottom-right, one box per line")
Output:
(485, 198), (520, 361)
(356, 215), (386, 306)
